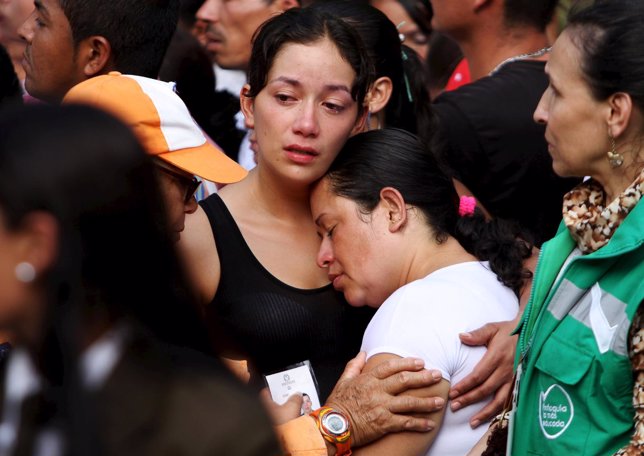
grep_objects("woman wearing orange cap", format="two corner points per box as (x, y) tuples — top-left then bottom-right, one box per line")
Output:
(62, 71), (248, 242)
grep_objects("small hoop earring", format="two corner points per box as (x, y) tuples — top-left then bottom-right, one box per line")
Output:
(607, 133), (624, 168)
(15, 262), (36, 283)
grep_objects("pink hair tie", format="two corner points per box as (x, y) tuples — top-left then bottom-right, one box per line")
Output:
(458, 195), (477, 217)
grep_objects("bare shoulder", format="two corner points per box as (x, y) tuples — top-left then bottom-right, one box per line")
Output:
(177, 205), (221, 308)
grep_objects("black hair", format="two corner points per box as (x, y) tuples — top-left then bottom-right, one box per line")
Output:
(59, 0), (180, 78)
(324, 128), (532, 296)
(312, 1), (433, 146)
(0, 44), (22, 108)
(503, 0), (558, 32)
(245, 6), (374, 107)
(0, 104), (210, 453)
(566, 0), (644, 111)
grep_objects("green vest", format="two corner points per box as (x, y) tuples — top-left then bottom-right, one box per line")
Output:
(509, 201), (644, 455)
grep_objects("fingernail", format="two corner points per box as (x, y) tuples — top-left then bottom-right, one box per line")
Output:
(431, 370), (442, 380)
(471, 419), (480, 428)
(451, 401), (461, 411)
(426, 420), (436, 430)
(414, 358), (425, 368)
(460, 332), (471, 338)
(448, 390), (458, 399)
(434, 397), (445, 408)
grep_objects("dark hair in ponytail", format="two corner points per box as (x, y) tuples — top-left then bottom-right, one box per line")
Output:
(453, 211), (532, 297)
(325, 128), (532, 296)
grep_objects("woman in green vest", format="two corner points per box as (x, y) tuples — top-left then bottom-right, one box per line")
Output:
(496, 1), (644, 454)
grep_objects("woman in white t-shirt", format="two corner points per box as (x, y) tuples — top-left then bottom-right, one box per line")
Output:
(310, 128), (532, 456)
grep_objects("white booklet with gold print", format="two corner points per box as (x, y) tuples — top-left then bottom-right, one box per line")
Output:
(264, 360), (321, 416)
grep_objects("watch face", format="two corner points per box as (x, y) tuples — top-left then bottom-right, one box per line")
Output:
(323, 413), (348, 435)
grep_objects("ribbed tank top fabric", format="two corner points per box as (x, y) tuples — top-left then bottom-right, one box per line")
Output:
(200, 194), (374, 401)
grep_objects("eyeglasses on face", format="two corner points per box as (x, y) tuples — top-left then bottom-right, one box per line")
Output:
(154, 162), (202, 204)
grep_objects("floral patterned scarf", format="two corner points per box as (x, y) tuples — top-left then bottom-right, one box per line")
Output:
(562, 168), (644, 253)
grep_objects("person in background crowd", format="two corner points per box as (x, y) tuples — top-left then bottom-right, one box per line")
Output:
(18, 0), (180, 103)
(370, 0), (432, 61)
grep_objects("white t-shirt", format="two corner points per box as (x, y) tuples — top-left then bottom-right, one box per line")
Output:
(362, 261), (518, 456)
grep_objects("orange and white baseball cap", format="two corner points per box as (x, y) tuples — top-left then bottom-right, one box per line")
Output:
(63, 72), (247, 184)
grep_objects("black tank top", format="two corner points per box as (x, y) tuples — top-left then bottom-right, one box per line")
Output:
(200, 194), (374, 401)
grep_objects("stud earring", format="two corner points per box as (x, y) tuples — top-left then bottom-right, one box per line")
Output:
(15, 262), (36, 283)
(607, 133), (624, 168)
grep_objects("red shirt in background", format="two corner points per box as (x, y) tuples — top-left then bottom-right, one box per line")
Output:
(445, 58), (471, 91)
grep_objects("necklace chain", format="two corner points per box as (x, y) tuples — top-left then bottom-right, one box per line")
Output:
(489, 46), (551, 76)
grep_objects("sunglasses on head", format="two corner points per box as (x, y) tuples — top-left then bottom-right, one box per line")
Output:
(154, 162), (202, 204)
